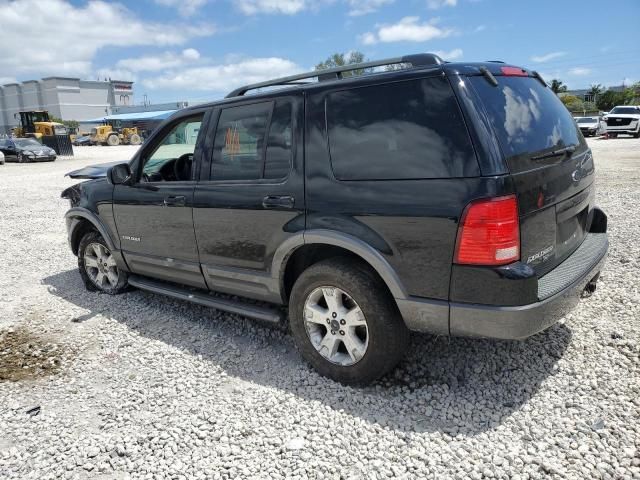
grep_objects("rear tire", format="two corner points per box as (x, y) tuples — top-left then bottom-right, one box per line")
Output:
(609, 133), (618, 138)
(106, 134), (120, 146)
(289, 258), (409, 385)
(78, 231), (128, 294)
(129, 134), (141, 145)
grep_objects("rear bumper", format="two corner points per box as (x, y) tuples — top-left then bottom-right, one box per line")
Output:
(449, 232), (608, 339)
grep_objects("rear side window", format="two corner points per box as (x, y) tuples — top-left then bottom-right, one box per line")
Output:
(326, 76), (478, 180)
(469, 76), (585, 172)
(212, 100), (292, 181)
(212, 102), (270, 181)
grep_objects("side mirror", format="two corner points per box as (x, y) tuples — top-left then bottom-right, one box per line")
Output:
(107, 163), (132, 185)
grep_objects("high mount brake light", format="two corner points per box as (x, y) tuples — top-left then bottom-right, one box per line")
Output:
(454, 195), (520, 266)
(500, 66), (528, 77)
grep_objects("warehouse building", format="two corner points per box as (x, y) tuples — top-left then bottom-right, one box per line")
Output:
(0, 77), (134, 134)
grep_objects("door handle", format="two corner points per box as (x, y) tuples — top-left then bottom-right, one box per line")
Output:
(262, 195), (295, 209)
(163, 195), (186, 207)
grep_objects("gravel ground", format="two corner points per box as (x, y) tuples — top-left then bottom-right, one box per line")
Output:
(0, 140), (638, 479)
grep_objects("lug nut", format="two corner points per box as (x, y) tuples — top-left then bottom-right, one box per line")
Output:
(340, 319), (346, 325)
(339, 330), (345, 336)
(332, 312), (337, 318)
(326, 319), (330, 324)
(331, 330), (336, 335)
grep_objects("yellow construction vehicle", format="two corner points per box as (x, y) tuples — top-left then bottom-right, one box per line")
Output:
(90, 121), (142, 146)
(12, 111), (68, 139)
(12, 111), (74, 156)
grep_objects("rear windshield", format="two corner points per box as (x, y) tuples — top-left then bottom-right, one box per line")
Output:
(469, 76), (584, 172)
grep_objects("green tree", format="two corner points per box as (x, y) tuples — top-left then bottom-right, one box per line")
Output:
(596, 90), (626, 111)
(50, 116), (79, 130)
(315, 51), (369, 77)
(588, 83), (604, 102)
(622, 82), (640, 105)
(550, 79), (568, 94)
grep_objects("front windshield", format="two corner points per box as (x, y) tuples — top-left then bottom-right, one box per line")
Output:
(577, 117), (597, 123)
(609, 107), (640, 115)
(14, 139), (41, 148)
(54, 125), (68, 135)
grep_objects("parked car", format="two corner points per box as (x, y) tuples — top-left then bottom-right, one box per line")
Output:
(62, 54), (609, 384)
(575, 116), (602, 137)
(0, 150), (4, 165)
(0, 138), (57, 162)
(73, 135), (93, 146)
(602, 105), (640, 138)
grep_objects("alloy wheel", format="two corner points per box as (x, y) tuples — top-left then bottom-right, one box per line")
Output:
(83, 243), (119, 290)
(303, 286), (369, 366)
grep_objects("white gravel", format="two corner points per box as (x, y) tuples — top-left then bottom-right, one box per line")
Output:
(0, 140), (638, 479)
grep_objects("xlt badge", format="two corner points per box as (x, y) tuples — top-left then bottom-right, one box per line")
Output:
(122, 235), (141, 242)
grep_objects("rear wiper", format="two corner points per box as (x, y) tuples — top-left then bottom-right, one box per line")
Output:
(531, 145), (577, 161)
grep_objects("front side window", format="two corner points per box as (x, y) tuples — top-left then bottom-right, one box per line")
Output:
(326, 76), (478, 180)
(141, 115), (203, 182)
(212, 100), (293, 181)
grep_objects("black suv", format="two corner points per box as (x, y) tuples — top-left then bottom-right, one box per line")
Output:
(62, 54), (608, 385)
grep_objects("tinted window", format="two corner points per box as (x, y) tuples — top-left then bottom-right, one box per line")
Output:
(212, 102), (270, 181)
(326, 76), (478, 180)
(470, 76), (584, 172)
(264, 102), (292, 179)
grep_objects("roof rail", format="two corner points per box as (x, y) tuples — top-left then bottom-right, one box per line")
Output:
(225, 53), (445, 98)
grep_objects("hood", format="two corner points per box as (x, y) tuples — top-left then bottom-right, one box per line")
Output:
(66, 161), (123, 179)
(20, 145), (55, 153)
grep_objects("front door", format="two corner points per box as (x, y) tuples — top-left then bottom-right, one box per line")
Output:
(193, 97), (305, 302)
(113, 112), (208, 288)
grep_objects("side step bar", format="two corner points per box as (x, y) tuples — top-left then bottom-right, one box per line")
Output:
(128, 275), (284, 324)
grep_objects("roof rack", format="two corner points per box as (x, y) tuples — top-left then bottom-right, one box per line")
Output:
(225, 53), (445, 98)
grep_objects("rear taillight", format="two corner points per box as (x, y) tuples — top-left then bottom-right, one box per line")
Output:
(454, 195), (520, 266)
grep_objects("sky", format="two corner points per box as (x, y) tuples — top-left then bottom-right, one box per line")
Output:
(0, 0), (638, 104)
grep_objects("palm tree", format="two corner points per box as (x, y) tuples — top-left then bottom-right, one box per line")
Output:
(588, 83), (604, 103)
(550, 79), (568, 95)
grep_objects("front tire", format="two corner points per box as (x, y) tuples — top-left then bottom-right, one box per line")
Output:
(106, 134), (120, 146)
(18, 152), (28, 163)
(289, 258), (409, 385)
(78, 231), (128, 294)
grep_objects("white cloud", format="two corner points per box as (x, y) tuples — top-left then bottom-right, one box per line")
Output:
(433, 48), (463, 61)
(473, 24), (486, 33)
(0, 0), (214, 78)
(427, 0), (457, 9)
(143, 57), (302, 92)
(568, 67), (591, 76)
(0, 77), (18, 85)
(348, 0), (394, 16)
(154, 0), (209, 16)
(360, 16), (454, 44)
(236, 0), (308, 15)
(116, 49), (202, 72)
(530, 51), (567, 63)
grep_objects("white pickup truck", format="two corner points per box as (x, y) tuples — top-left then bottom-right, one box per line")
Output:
(602, 105), (640, 138)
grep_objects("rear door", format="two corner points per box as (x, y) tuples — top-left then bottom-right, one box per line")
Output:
(192, 95), (304, 302)
(469, 74), (595, 275)
(0, 139), (17, 161)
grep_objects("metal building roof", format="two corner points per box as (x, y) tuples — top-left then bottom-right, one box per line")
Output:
(81, 110), (176, 123)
